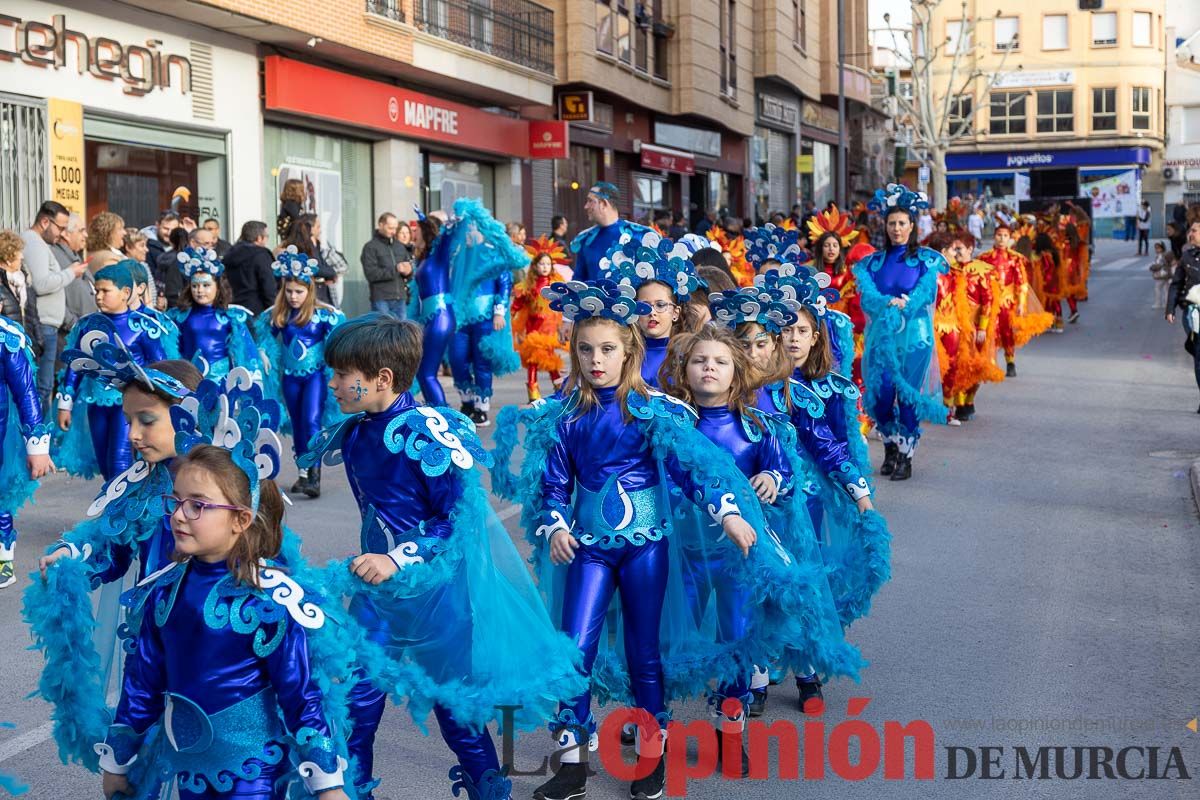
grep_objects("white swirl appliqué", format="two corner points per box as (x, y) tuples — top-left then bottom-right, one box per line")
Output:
(87, 460), (153, 517)
(535, 510), (569, 539)
(706, 492), (738, 524)
(258, 567), (325, 629)
(416, 407), (474, 469)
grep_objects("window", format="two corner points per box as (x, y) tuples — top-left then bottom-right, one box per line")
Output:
(1037, 89), (1074, 132)
(596, 0), (613, 53)
(994, 16), (1019, 50)
(616, 1), (632, 63)
(946, 20), (971, 55)
(949, 95), (973, 136)
(989, 91), (1027, 134)
(634, 3), (649, 71)
(1132, 86), (1152, 130)
(1091, 12), (1116, 46)
(1132, 12), (1152, 47)
(794, 0), (806, 52)
(1184, 107), (1200, 144)
(1042, 14), (1068, 50)
(719, 0), (737, 97)
(898, 80), (914, 101)
(1092, 87), (1116, 131)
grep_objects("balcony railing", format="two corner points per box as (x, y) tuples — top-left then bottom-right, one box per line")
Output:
(365, 0), (405, 23)
(412, 0), (554, 75)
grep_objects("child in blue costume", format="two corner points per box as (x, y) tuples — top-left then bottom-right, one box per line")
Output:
(167, 246), (261, 380)
(852, 183), (949, 481)
(598, 228), (708, 386)
(300, 314), (583, 800)
(256, 247), (344, 499)
(126, 261), (181, 360)
(95, 438), (349, 800)
(718, 280), (887, 714)
(0, 315), (53, 588)
(661, 323), (860, 776)
(56, 263), (168, 480)
(446, 199), (526, 426)
(496, 281), (758, 800)
(567, 182), (653, 283)
(411, 213), (453, 405)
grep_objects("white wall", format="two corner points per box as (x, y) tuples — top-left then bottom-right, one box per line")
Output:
(1166, 9), (1200, 202)
(0, 0), (264, 222)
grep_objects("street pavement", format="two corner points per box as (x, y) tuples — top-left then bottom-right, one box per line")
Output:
(1, 238), (1198, 798)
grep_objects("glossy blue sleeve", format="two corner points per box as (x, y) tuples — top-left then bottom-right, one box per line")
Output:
(537, 423), (576, 537)
(104, 597), (167, 770)
(756, 425), (795, 497)
(793, 411), (869, 501)
(2, 344), (46, 450)
(663, 451), (741, 522)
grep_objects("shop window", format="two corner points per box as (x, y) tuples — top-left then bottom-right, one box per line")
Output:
(633, 173), (666, 221)
(596, 0), (613, 54)
(1132, 86), (1151, 130)
(426, 154), (495, 217)
(86, 141), (226, 230)
(1042, 14), (1068, 50)
(994, 16), (1019, 51)
(1132, 12), (1152, 47)
(1091, 88), (1117, 132)
(948, 95), (973, 136)
(989, 91), (1026, 135)
(1036, 89), (1074, 133)
(1184, 107), (1200, 144)
(1091, 12), (1116, 47)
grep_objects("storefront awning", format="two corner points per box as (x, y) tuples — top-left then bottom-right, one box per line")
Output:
(638, 143), (695, 175)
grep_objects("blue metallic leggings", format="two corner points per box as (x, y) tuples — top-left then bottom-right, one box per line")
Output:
(89, 403), (132, 481)
(680, 545), (753, 699)
(450, 320), (494, 400)
(177, 759), (281, 799)
(418, 308), (455, 406)
(871, 369), (920, 447)
(282, 372), (325, 461)
(560, 539), (669, 723)
(0, 513), (14, 555)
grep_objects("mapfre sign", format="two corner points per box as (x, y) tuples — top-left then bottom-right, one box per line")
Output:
(0, 12), (192, 96)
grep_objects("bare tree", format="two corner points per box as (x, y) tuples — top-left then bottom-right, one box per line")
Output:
(879, 0), (1021, 206)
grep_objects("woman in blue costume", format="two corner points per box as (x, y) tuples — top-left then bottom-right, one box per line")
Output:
(852, 183), (949, 481)
(0, 314), (53, 589)
(411, 213), (453, 406)
(717, 278), (888, 714)
(167, 246), (261, 380)
(490, 280), (758, 800)
(55, 263), (168, 480)
(446, 199), (526, 426)
(598, 228), (707, 386)
(255, 247), (344, 499)
(126, 261), (181, 360)
(299, 314), (583, 800)
(660, 322), (860, 775)
(95, 443), (349, 800)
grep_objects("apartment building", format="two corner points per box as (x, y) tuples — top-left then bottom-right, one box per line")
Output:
(1166, 5), (1200, 215)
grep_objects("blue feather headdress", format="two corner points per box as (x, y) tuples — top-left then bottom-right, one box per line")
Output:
(542, 279), (650, 326)
(272, 245), (318, 283)
(709, 286), (801, 335)
(61, 316), (190, 398)
(599, 229), (708, 302)
(744, 224), (806, 271)
(868, 182), (929, 218)
(756, 265), (840, 319)
(171, 367), (284, 510)
(176, 246), (224, 279)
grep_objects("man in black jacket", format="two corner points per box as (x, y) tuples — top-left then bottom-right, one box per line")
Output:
(224, 221), (278, 314)
(1166, 220), (1200, 409)
(360, 212), (412, 319)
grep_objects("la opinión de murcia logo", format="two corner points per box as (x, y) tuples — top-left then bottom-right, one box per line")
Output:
(0, 13), (192, 96)
(489, 700), (1192, 794)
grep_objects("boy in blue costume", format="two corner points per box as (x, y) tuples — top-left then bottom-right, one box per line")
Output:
(301, 314), (582, 800)
(852, 184), (949, 481)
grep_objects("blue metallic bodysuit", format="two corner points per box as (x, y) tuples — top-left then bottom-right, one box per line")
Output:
(0, 316), (49, 561)
(450, 270), (513, 405)
(168, 304), (258, 379)
(641, 335), (670, 387)
(413, 240), (454, 406)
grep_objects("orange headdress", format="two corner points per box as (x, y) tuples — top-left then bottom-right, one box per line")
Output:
(524, 235), (569, 265)
(806, 204), (860, 247)
(706, 226), (754, 287)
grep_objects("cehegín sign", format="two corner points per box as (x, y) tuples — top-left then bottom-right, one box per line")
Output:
(0, 12), (192, 96)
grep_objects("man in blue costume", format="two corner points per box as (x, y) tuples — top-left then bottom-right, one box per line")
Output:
(569, 182), (653, 283)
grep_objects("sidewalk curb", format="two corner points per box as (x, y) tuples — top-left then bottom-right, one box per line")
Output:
(1191, 459), (1200, 518)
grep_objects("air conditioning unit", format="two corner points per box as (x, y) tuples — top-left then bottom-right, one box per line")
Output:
(1164, 166), (1180, 182)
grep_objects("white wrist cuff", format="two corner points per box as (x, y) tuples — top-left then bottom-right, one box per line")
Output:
(94, 743), (136, 775)
(299, 755), (347, 794)
(26, 432), (50, 456)
(55, 393), (73, 411)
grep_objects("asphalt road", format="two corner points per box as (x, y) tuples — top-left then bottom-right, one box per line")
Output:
(1, 238), (1197, 799)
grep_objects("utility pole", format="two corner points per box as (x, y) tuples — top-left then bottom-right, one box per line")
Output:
(836, 0), (847, 206)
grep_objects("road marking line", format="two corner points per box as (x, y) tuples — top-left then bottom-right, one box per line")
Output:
(0, 722), (52, 763)
(1097, 256), (1141, 272)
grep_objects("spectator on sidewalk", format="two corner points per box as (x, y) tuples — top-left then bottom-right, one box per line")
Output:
(21, 201), (85, 411)
(1136, 201), (1152, 256)
(667, 211), (688, 239)
(277, 179), (305, 243)
(202, 218), (232, 258)
(51, 213), (85, 271)
(1166, 221), (1200, 410)
(0, 231), (43, 358)
(121, 228), (159, 311)
(361, 212), (412, 319)
(285, 213), (337, 306)
(967, 209), (984, 243)
(85, 211), (126, 274)
(144, 210), (180, 266)
(693, 207), (718, 238)
(1167, 221), (1186, 261)
(1150, 241), (1175, 309)
(55, 216), (94, 330)
(224, 221), (277, 315)
(550, 215), (569, 251)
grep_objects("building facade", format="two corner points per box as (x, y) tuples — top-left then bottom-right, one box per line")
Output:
(1166, 6), (1200, 217)
(930, 0), (1167, 235)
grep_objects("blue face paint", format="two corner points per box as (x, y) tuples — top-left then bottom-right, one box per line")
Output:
(352, 380), (368, 401)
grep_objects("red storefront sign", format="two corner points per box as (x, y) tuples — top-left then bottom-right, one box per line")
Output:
(264, 56), (558, 159)
(640, 144), (695, 175)
(529, 120), (569, 160)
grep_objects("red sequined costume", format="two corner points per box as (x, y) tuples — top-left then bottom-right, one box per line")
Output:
(808, 205), (875, 388)
(977, 243), (1053, 364)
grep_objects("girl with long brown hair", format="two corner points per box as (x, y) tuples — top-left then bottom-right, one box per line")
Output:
(166, 246), (260, 380)
(255, 248), (344, 498)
